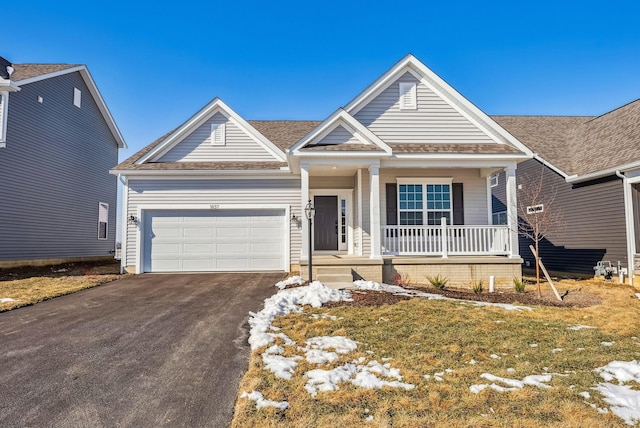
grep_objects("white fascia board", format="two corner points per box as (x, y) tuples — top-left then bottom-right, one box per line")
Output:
(344, 54), (533, 157)
(566, 159), (640, 184)
(382, 158), (522, 169)
(137, 98), (287, 164)
(109, 169), (294, 178)
(0, 78), (20, 92)
(533, 154), (569, 179)
(296, 151), (392, 158)
(290, 109), (391, 154)
(17, 66), (126, 148)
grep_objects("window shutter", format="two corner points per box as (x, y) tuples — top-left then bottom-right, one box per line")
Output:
(211, 123), (226, 146)
(385, 183), (398, 225)
(452, 183), (464, 225)
(399, 82), (417, 110)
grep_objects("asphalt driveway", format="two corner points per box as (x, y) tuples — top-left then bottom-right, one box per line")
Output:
(0, 272), (283, 427)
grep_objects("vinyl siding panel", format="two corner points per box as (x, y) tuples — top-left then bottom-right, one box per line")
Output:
(361, 172), (371, 256)
(491, 171), (507, 214)
(380, 168), (489, 226)
(157, 112), (277, 162)
(504, 159), (627, 273)
(354, 72), (494, 144)
(314, 125), (362, 146)
(124, 178), (302, 267)
(0, 72), (118, 261)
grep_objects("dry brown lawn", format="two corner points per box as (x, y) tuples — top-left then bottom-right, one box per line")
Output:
(0, 261), (123, 312)
(232, 278), (640, 427)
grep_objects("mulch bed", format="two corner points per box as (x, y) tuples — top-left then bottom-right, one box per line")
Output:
(305, 282), (602, 308)
(0, 260), (120, 281)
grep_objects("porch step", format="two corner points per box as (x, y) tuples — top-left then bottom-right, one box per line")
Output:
(316, 267), (354, 289)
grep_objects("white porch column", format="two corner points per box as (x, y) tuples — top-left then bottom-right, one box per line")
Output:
(357, 168), (363, 256)
(619, 171), (636, 285)
(369, 164), (381, 259)
(300, 163), (310, 261)
(505, 165), (519, 258)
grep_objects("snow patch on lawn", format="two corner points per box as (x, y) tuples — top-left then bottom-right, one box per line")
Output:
(0, 298), (17, 303)
(590, 361), (640, 425)
(241, 391), (289, 411)
(274, 275), (305, 290)
(248, 281), (352, 350)
(470, 373), (554, 393)
(568, 324), (597, 331)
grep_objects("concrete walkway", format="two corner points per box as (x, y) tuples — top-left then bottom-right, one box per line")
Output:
(0, 272), (283, 427)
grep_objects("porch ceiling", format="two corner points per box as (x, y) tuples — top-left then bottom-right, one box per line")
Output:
(309, 165), (360, 176)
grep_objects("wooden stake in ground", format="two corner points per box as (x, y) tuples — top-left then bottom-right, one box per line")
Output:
(529, 245), (562, 301)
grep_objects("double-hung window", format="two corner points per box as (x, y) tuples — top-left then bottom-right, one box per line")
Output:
(397, 179), (453, 225)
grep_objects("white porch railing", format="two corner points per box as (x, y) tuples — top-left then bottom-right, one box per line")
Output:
(381, 220), (511, 257)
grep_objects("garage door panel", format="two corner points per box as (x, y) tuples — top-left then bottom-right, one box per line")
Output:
(144, 209), (285, 272)
(217, 227), (248, 238)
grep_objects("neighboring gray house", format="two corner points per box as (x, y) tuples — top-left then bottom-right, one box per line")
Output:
(113, 55), (532, 288)
(491, 100), (640, 285)
(0, 58), (126, 267)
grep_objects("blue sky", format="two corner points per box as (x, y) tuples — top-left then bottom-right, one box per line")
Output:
(4, 0), (640, 160)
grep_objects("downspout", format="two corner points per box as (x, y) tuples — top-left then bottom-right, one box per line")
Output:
(118, 174), (128, 275)
(616, 170), (636, 285)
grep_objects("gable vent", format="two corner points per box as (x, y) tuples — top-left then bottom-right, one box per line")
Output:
(211, 122), (226, 146)
(399, 82), (417, 110)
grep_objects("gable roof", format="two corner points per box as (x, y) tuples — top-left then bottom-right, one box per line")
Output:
(290, 109), (392, 155)
(11, 64), (80, 82)
(491, 99), (640, 179)
(343, 54), (533, 156)
(8, 63), (126, 149)
(135, 98), (288, 165)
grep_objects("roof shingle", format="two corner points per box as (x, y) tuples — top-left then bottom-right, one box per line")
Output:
(11, 64), (81, 82)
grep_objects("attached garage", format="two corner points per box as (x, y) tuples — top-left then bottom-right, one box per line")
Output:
(141, 209), (287, 272)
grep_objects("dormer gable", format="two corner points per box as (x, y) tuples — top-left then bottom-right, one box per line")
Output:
(136, 98), (287, 165)
(290, 109), (391, 156)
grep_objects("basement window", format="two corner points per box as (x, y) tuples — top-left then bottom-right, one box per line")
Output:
(98, 202), (109, 240)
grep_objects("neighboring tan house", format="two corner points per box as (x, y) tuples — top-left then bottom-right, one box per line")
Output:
(491, 100), (640, 285)
(112, 54), (533, 287)
(0, 57), (126, 267)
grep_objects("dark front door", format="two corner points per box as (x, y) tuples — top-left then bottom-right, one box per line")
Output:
(314, 196), (338, 250)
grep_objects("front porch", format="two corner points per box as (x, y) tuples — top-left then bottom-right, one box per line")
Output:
(298, 254), (523, 289)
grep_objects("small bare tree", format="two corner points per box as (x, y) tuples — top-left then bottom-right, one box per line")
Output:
(517, 163), (565, 297)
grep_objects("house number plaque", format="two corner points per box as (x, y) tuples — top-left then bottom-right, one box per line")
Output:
(210, 204), (220, 210)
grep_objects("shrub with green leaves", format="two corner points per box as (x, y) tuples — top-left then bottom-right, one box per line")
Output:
(426, 274), (448, 290)
(472, 280), (484, 294)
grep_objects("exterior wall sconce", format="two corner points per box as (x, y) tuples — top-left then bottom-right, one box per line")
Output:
(304, 200), (315, 282)
(127, 215), (138, 225)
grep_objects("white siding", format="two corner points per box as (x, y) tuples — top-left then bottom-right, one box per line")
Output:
(361, 171), (371, 256)
(124, 178), (302, 268)
(354, 72), (494, 144)
(313, 125), (362, 146)
(379, 168), (488, 226)
(157, 112), (277, 162)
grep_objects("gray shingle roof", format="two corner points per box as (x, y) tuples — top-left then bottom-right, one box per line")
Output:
(491, 99), (640, 177)
(11, 64), (80, 82)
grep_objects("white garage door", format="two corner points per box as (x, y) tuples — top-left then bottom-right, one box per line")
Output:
(143, 209), (286, 272)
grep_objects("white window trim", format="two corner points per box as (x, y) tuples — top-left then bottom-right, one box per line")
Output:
(490, 173), (499, 187)
(98, 202), (109, 240)
(398, 81), (417, 110)
(211, 122), (226, 146)
(396, 178), (454, 226)
(492, 210), (507, 225)
(73, 87), (82, 108)
(0, 91), (7, 143)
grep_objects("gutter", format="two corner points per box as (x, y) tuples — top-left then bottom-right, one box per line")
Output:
(615, 170), (636, 286)
(567, 159), (640, 184)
